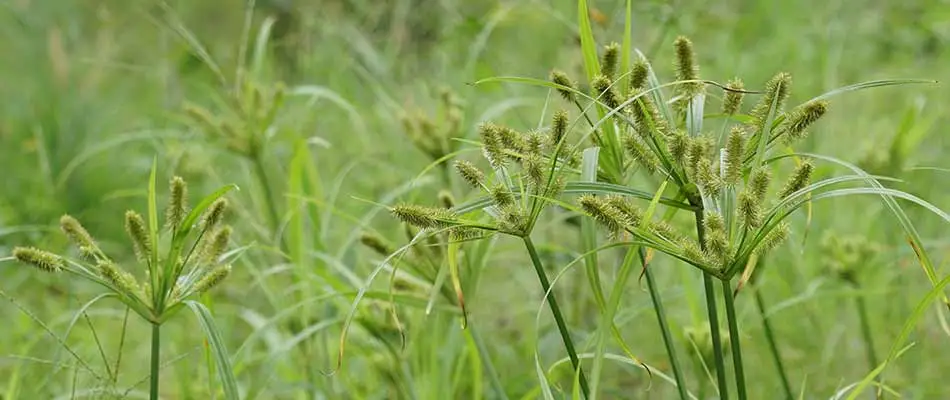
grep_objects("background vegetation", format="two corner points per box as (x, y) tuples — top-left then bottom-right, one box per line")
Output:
(1, 0), (949, 398)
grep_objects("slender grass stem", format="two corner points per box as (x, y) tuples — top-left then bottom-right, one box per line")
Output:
(693, 209), (730, 399)
(754, 289), (793, 400)
(522, 236), (590, 398)
(853, 287), (879, 377)
(468, 324), (509, 400)
(721, 279), (747, 400)
(641, 248), (690, 400)
(251, 153), (281, 233)
(150, 323), (161, 400)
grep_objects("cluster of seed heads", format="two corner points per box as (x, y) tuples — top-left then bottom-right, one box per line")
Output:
(399, 88), (464, 162)
(184, 80), (286, 158)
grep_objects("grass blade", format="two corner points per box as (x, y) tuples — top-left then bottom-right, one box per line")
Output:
(184, 301), (239, 400)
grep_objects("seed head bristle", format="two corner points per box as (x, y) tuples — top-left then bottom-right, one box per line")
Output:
(98, 262), (141, 297)
(695, 158), (722, 198)
(438, 190), (456, 209)
(522, 154), (545, 188)
(60, 215), (100, 260)
(165, 176), (188, 230)
(750, 72), (792, 126)
(785, 100), (829, 141)
(651, 220), (685, 243)
(360, 231), (395, 257)
(193, 264), (231, 294)
(737, 190), (761, 228)
(779, 162), (814, 199)
(578, 195), (629, 236)
(124, 211), (151, 262)
(623, 134), (660, 174)
(629, 60), (649, 91)
(489, 184), (514, 208)
(200, 226), (232, 266)
(391, 204), (457, 229)
(449, 226), (483, 242)
(479, 122), (507, 169)
(686, 136), (709, 174)
(674, 36), (699, 83)
(592, 75), (622, 111)
(202, 199), (228, 229)
(722, 78), (745, 115)
(668, 130), (689, 162)
(703, 212), (731, 265)
(604, 196), (644, 227)
(601, 42), (620, 80)
(550, 109), (569, 147)
(758, 222), (790, 253)
(12, 247), (63, 272)
(525, 131), (544, 156)
(499, 209), (528, 235)
(724, 127), (745, 185)
(454, 160), (485, 188)
(629, 89), (670, 139)
(681, 239), (708, 265)
(550, 70), (577, 102)
(750, 168), (772, 203)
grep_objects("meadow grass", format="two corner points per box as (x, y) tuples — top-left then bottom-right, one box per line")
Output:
(1, 0), (949, 399)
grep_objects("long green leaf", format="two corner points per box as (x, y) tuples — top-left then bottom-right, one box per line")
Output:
(806, 79), (937, 103)
(147, 159), (161, 308)
(185, 301), (240, 400)
(577, 0), (599, 82)
(177, 184), (240, 238)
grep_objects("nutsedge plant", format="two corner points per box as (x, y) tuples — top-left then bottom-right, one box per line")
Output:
(8, 164), (240, 400)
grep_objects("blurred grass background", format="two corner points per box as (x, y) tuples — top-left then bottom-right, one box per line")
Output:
(1, 0), (949, 398)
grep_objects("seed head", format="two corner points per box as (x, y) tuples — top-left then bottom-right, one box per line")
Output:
(749, 168), (771, 203)
(695, 158), (722, 198)
(779, 161), (814, 199)
(629, 60), (649, 91)
(449, 226), (483, 242)
(724, 127), (745, 184)
(391, 204), (457, 229)
(200, 226), (232, 266)
(98, 262), (141, 297)
(686, 136), (709, 174)
(499, 209), (529, 235)
(623, 134), (659, 174)
(737, 190), (761, 228)
(479, 122), (507, 168)
(489, 184), (515, 208)
(550, 70), (577, 102)
(785, 100), (828, 141)
(522, 154), (545, 188)
(750, 72), (792, 127)
(124, 211), (151, 262)
(605, 196), (644, 227)
(360, 231), (394, 257)
(722, 78), (745, 115)
(202, 199), (228, 229)
(703, 212), (731, 265)
(438, 190), (456, 209)
(758, 222), (790, 253)
(454, 160), (485, 188)
(592, 75), (621, 111)
(651, 220), (685, 243)
(550, 109), (569, 146)
(669, 130), (689, 162)
(578, 195), (630, 236)
(601, 42), (620, 80)
(629, 89), (670, 138)
(60, 215), (99, 259)
(12, 247), (63, 272)
(165, 176), (188, 230)
(681, 239), (707, 265)
(673, 36), (698, 83)
(193, 264), (231, 294)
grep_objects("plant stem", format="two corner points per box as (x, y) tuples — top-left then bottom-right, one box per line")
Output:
(641, 248), (690, 400)
(721, 279), (747, 400)
(754, 289), (793, 400)
(854, 287), (879, 375)
(251, 153), (281, 234)
(693, 209), (730, 399)
(522, 236), (590, 398)
(150, 323), (161, 400)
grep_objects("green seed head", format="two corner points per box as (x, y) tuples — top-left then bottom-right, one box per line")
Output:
(629, 60), (649, 91)
(360, 231), (394, 257)
(550, 109), (569, 146)
(592, 75), (621, 111)
(623, 134), (659, 174)
(489, 184), (515, 208)
(165, 176), (188, 230)
(12, 247), (63, 272)
(724, 127), (745, 185)
(785, 100), (829, 141)
(98, 262), (141, 297)
(758, 222), (790, 254)
(499, 209), (528, 235)
(391, 204), (456, 229)
(60, 215), (99, 260)
(605, 196), (644, 227)
(522, 154), (545, 189)
(550, 70), (577, 102)
(438, 190), (456, 209)
(779, 161), (814, 199)
(695, 158), (722, 198)
(722, 78), (745, 115)
(673, 36), (698, 83)
(449, 226), (483, 242)
(479, 122), (507, 168)
(578, 195), (629, 237)
(193, 264), (231, 294)
(751, 72), (792, 126)
(750, 168), (772, 203)
(601, 42), (620, 80)
(629, 89), (670, 139)
(455, 160), (485, 189)
(737, 190), (761, 228)
(202, 199), (229, 229)
(200, 226), (232, 266)
(703, 212), (731, 265)
(669, 130), (689, 162)
(686, 136), (710, 174)
(124, 211), (151, 262)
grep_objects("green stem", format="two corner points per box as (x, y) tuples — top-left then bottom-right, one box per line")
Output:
(754, 289), (793, 400)
(854, 287), (879, 375)
(251, 153), (281, 234)
(150, 323), (160, 400)
(641, 248), (690, 400)
(694, 209), (729, 399)
(522, 236), (590, 398)
(469, 324), (509, 400)
(721, 279), (747, 400)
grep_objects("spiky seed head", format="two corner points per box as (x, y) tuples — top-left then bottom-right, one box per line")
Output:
(695, 158), (722, 198)
(703, 212), (731, 265)
(592, 75), (621, 111)
(360, 232), (394, 257)
(165, 176), (188, 230)
(98, 262), (140, 296)
(578, 195), (629, 237)
(750, 168), (771, 202)
(704, 212), (726, 233)
(724, 127), (745, 185)
(523, 155), (545, 188)
(438, 190), (455, 209)
(497, 125), (526, 157)
(479, 122), (507, 169)
(758, 222), (790, 253)
(200, 226), (232, 266)
(499, 209), (528, 235)
(686, 137), (709, 174)
(722, 78), (745, 115)
(673, 36), (698, 83)
(785, 100), (829, 141)
(12, 247), (63, 272)
(623, 134), (659, 174)
(550, 109), (569, 146)
(629, 60), (649, 91)
(651, 220), (685, 243)
(124, 211), (151, 262)
(779, 162), (814, 199)
(750, 72), (792, 126)
(737, 190), (761, 228)
(604, 196), (644, 227)
(391, 204), (457, 229)
(449, 226), (483, 242)
(59, 215), (99, 259)
(525, 132), (544, 155)
(183, 103), (219, 135)
(202, 199), (228, 229)
(681, 239), (707, 265)
(601, 42), (620, 79)
(550, 70), (577, 102)
(669, 130), (689, 162)
(193, 264), (231, 294)
(454, 160), (484, 188)
(489, 184), (514, 208)
(629, 89), (671, 139)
